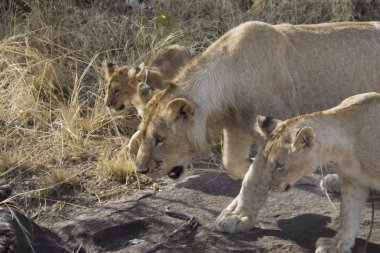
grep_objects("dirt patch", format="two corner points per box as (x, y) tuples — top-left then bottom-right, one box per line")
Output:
(41, 172), (380, 253)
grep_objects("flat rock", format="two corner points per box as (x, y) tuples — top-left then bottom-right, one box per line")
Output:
(0, 205), (75, 253)
(51, 172), (380, 253)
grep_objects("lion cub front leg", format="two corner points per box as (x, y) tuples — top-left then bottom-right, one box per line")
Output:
(216, 163), (268, 233)
(315, 178), (368, 253)
(127, 130), (141, 157)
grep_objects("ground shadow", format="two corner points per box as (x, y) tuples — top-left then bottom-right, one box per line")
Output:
(221, 213), (380, 253)
(176, 172), (241, 197)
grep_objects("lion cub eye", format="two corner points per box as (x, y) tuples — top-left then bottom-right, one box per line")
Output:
(154, 135), (164, 146)
(114, 89), (121, 96)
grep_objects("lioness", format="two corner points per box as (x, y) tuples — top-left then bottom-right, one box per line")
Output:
(217, 92), (380, 253)
(104, 44), (192, 116)
(134, 21), (380, 181)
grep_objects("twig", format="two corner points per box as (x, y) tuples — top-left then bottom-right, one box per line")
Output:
(143, 208), (199, 253)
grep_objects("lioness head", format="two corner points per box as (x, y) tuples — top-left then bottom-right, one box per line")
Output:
(104, 62), (148, 112)
(254, 115), (316, 192)
(135, 86), (200, 180)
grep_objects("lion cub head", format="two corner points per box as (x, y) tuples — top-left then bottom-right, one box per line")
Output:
(253, 115), (316, 192)
(104, 62), (163, 115)
(104, 44), (192, 116)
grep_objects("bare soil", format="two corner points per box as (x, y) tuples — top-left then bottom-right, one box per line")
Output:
(37, 171), (380, 253)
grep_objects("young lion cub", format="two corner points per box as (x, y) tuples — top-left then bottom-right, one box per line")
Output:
(104, 44), (192, 116)
(217, 92), (380, 253)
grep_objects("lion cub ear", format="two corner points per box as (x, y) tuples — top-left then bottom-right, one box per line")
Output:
(292, 127), (315, 152)
(166, 98), (194, 122)
(104, 61), (116, 79)
(255, 115), (281, 139)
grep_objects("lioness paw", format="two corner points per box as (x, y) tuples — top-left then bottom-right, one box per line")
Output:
(216, 209), (255, 233)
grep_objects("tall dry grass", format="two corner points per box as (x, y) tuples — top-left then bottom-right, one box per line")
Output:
(0, 0), (378, 220)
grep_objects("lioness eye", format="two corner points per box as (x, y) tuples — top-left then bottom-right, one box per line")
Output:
(114, 89), (121, 96)
(155, 135), (164, 146)
(273, 161), (283, 172)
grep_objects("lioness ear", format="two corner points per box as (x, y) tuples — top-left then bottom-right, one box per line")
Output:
(104, 62), (116, 78)
(166, 98), (194, 122)
(255, 115), (281, 138)
(292, 127), (315, 151)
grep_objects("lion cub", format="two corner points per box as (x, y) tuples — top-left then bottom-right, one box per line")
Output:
(218, 92), (379, 253)
(104, 45), (192, 155)
(104, 44), (192, 116)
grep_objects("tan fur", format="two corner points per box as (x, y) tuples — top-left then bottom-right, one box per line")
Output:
(135, 21), (380, 180)
(104, 44), (192, 116)
(217, 92), (380, 253)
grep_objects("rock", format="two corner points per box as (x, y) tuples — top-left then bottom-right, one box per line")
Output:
(0, 205), (78, 253)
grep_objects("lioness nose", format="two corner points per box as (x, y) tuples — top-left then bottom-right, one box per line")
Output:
(167, 166), (184, 179)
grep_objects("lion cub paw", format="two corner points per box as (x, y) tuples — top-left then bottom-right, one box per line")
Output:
(216, 208), (255, 234)
(126, 130), (141, 157)
(315, 246), (340, 253)
(315, 237), (348, 253)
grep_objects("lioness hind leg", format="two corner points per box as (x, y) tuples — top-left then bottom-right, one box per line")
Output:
(216, 163), (268, 233)
(222, 128), (253, 180)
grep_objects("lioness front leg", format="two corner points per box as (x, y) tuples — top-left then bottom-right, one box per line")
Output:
(315, 179), (368, 253)
(222, 128), (253, 180)
(216, 163), (268, 233)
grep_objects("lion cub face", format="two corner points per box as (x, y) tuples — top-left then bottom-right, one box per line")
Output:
(135, 94), (197, 180)
(104, 63), (146, 112)
(254, 116), (316, 191)
(104, 45), (191, 115)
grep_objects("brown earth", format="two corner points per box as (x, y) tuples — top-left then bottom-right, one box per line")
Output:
(4, 171), (379, 253)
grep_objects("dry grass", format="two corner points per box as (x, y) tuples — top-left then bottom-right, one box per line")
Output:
(0, 0), (378, 222)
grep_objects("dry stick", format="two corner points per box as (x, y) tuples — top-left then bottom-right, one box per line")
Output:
(143, 208), (199, 253)
(364, 190), (375, 251)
